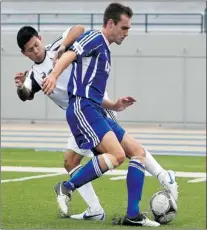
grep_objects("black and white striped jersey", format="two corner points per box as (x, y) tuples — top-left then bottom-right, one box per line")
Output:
(23, 27), (117, 121)
(24, 27), (72, 109)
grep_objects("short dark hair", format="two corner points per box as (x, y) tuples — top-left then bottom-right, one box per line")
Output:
(103, 3), (133, 26)
(17, 26), (39, 51)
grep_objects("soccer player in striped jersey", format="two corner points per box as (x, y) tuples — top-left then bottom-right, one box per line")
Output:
(15, 25), (137, 220)
(16, 21), (178, 224)
(42, 3), (177, 227)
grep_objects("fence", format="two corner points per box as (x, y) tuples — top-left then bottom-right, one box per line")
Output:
(1, 12), (206, 33)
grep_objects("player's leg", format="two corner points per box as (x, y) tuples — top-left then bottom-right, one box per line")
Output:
(54, 97), (126, 216)
(141, 144), (178, 201)
(106, 114), (177, 198)
(110, 121), (177, 200)
(104, 118), (160, 227)
(64, 137), (104, 220)
(107, 111), (177, 198)
(54, 131), (125, 216)
(113, 129), (178, 200)
(63, 130), (125, 188)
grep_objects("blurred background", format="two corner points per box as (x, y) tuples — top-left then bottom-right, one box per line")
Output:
(1, 1), (206, 128)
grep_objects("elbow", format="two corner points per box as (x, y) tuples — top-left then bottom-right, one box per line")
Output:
(80, 25), (85, 34)
(75, 25), (85, 35)
(17, 94), (32, 102)
(19, 96), (27, 102)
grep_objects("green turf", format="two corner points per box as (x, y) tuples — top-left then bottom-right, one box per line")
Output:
(1, 175), (206, 229)
(1, 148), (206, 172)
(1, 172), (50, 180)
(1, 148), (206, 229)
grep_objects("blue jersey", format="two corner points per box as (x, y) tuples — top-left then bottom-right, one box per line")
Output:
(68, 30), (111, 105)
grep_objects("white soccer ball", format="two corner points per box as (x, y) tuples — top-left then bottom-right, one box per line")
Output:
(150, 190), (177, 225)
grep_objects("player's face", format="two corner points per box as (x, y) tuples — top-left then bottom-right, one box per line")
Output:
(22, 36), (45, 63)
(112, 14), (131, 45)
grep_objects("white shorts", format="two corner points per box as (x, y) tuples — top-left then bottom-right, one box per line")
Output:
(67, 133), (94, 158)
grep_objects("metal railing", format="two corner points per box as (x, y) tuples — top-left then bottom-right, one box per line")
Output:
(1, 12), (206, 33)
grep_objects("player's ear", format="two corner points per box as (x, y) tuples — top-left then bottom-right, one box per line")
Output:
(108, 19), (114, 28)
(38, 35), (42, 41)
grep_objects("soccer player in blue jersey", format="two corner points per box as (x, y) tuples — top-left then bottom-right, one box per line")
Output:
(42, 3), (176, 227)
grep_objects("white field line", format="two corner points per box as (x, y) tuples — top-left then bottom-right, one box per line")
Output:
(1, 166), (206, 183)
(187, 177), (207, 183)
(1, 173), (63, 183)
(2, 166), (67, 173)
(1, 166), (206, 177)
(109, 172), (206, 183)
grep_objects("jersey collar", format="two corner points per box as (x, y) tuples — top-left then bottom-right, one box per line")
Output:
(101, 31), (110, 52)
(34, 50), (47, 65)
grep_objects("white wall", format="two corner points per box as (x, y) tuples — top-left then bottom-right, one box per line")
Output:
(1, 33), (206, 126)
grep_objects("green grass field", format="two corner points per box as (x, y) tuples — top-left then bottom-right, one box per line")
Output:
(1, 149), (206, 229)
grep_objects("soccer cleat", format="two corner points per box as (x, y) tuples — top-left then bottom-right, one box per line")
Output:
(112, 213), (160, 227)
(158, 170), (178, 201)
(70, 207), (105, 221)
(54, 181), (72, 217)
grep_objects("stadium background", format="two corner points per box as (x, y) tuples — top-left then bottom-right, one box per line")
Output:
(1, 1), (206, 128)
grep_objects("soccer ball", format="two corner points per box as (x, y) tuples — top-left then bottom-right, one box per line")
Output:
(150, 190), (177, 225)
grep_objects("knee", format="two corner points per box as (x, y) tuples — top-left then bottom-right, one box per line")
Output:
(64, 157), (72, 172)
(113, 149), (126, 166)
(64, 157), (74, 172)
(103, 151), (125, 169)
(64, 150), (82, 172)
(116, 152), (126, 165)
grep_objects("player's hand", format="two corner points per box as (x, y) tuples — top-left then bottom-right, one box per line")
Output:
(14, 71), (28, 89)
(114, 96), (136, 112)
(53, 45), (66, 67)
(42, 73), (57, 95)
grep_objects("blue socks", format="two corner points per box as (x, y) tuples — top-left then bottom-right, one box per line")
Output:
(63, 156), (103, 191)
(63, 155), (145, 220)
(126, 158), (145, 218)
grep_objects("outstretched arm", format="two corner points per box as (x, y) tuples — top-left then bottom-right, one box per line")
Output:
(102, 96), (136, 112)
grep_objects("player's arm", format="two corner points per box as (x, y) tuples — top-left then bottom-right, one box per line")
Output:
(60, 25), (85, 52)
(42, 50), (77, 95)
(54, 25), (85, 64)
(102, 96), (136, 112)
(42, 30), (103, 95)
(15, 70), (41, 101)
(17, 86), (33, 101)
(15, 71), (33, 101)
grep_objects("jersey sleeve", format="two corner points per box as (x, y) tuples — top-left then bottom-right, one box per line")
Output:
(62, 27), (72, 39)
(69, 30), (103, 57)
(103, 91), (109, 100)
(24, 70), (41, 94)
(103, 91), (117, 121)
(46, 27), (72, 51)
